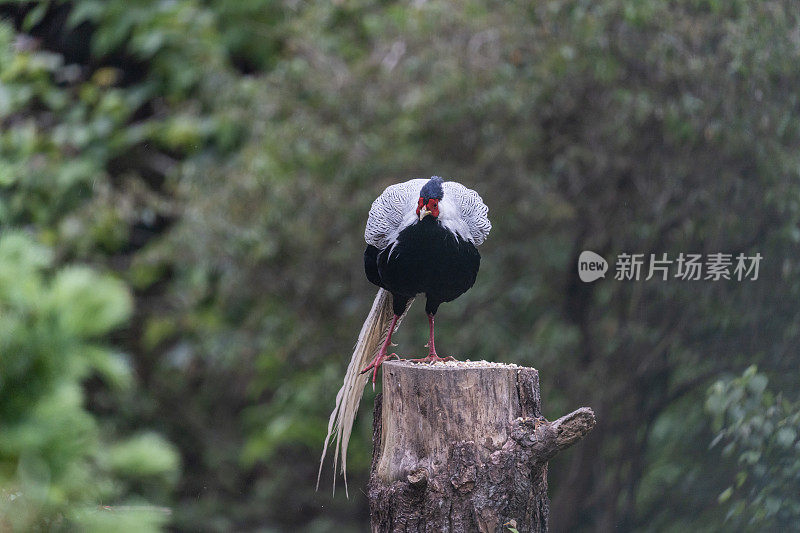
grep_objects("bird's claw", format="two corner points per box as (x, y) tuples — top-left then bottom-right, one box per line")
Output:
(360, 352), (397, 384)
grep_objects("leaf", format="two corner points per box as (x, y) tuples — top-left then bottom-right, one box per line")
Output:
(776, 427), (797, 448)
(70, 504), (171, 533)
(709, 432), (725, 449)
(705, 391), (727, 416)
(108, 433), (180, 483)
(747, 374), (768, 395)
(49, 267), (133, 337)
(22, 3), (48, 32)
(66, 1), (105, 28)
(84, 348), (133, 390)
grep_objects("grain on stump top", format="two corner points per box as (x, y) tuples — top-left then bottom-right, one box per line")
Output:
(383, 359), (529, 370)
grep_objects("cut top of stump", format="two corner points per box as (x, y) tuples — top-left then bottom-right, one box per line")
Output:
(383, 359), (526, 370)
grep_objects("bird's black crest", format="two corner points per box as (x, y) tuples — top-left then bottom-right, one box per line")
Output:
(420, 176), (444, 200)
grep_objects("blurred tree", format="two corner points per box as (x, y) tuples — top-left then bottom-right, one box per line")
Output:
(1, 0), (799, 531)
(707, 366), (800, 531)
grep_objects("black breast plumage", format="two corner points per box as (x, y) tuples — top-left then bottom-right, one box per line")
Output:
(364, 216), (480, 316)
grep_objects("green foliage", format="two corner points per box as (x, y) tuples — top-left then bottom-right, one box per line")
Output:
(0, 232), (130, 421)
(1, 0), (799, 530)
(0, 231), (177, 529)
(707, 367), (800, 530)
(69, 505), (170, 533)
(107, 433), (180, 484)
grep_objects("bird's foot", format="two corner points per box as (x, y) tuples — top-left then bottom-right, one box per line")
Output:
(360, 351), (397, 384)
(410, 353), (455, 364)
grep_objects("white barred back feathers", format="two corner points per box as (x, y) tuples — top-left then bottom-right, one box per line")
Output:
(365, 178), (491, 250)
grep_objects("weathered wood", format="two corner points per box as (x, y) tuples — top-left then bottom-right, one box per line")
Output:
(368, 360), (595, 533)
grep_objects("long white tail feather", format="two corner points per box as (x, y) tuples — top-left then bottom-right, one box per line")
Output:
(317, 288), (414, 497)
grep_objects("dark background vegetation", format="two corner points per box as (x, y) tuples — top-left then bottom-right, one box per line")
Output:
(1, 0), (799, 531)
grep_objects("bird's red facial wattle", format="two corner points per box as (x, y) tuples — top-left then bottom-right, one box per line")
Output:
(416, 197), (440, 220)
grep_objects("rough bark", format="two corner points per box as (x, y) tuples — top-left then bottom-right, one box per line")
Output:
(368, 360), (595, 533)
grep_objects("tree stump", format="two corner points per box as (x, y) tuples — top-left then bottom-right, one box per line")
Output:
(368, 360), (595, 533)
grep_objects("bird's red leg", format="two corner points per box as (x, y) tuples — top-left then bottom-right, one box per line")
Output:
(360, 314), (400, 384)
(411, 314), (455, 364)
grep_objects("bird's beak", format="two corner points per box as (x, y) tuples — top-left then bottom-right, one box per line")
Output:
(419, 207), (431, 220)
